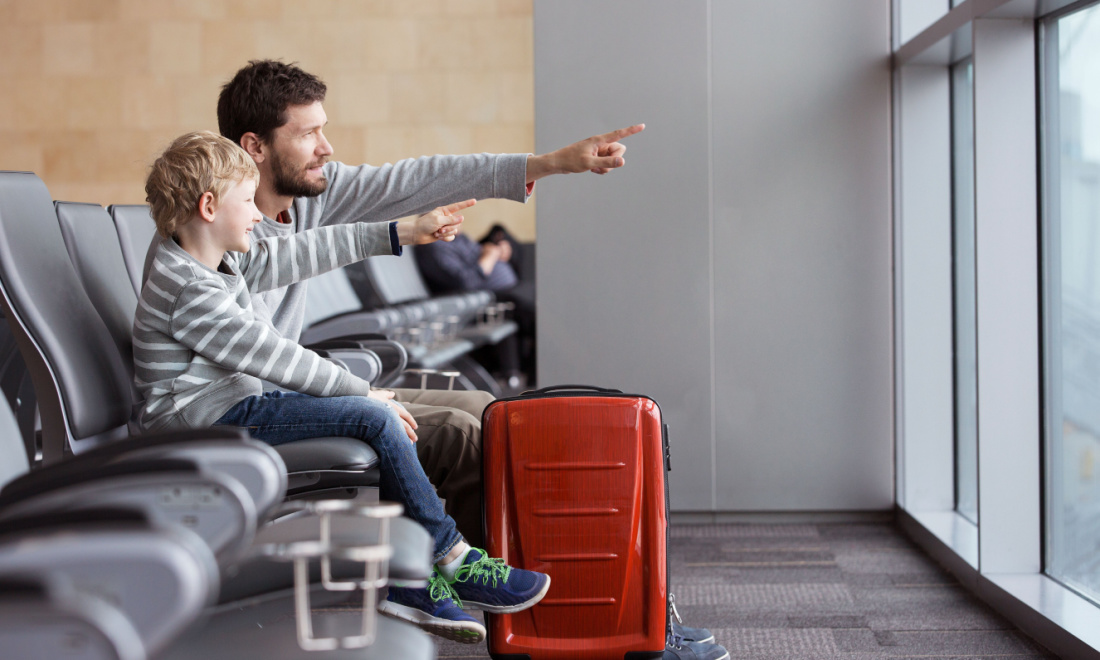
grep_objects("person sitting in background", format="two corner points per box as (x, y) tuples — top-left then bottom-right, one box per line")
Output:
(416, 226), (537, 387)
(417, 228), (519, 292)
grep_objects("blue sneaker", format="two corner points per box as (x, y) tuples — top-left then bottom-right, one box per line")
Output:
(672, 621), (715, 645)
(668, 594), (714, 644)
(378, 571), (486, 644)
(447, 547), (551, 613)
(665, 633), (729, 660)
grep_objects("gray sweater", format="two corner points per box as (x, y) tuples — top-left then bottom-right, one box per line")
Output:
(144, 154), (531, 339)
(133, 222), (395, 432)
(252, 153), (531, 340)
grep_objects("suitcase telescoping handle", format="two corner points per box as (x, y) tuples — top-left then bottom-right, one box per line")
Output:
(522, 384), (624, 396)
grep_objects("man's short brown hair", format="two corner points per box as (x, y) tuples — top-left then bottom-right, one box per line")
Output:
(217, 60), (328, 146)
(145, 131), (259, 239)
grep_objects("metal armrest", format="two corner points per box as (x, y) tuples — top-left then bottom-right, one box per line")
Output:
(104, 440), (287, 522)
(353, 340), (408, 386)
(305, 339), (407, 387)
(458, 318), (518, 346)
(0, 428), (252, 502)
(321, 349), (383, 383)
(216, 516), (431, 605)
(251, 501), (403, 651)
(0, 469), (258, 565)
(299, 311), (392, 345)
(268, 500), (402, 590)
(403, 368), (462, 390)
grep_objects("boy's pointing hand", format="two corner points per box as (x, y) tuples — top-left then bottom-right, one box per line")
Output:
(398, 199), (475, 245)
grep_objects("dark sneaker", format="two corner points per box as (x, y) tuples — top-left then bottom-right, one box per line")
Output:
(664, 635), (730, 660)
(448, 547), (551, 613)
(378, 572), (486, 644)
(672, 621), (715, 644)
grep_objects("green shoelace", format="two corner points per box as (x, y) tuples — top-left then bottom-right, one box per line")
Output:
(427, 571), (464, 608)
(453, 550), (512, 587)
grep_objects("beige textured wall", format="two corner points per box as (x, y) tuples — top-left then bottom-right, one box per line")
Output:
(0, 0), (536, 240)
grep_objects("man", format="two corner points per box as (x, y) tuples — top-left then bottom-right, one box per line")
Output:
(210, 59), (642, 546)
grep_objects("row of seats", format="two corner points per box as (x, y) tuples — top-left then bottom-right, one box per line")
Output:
(301, 228), (519, 392)
(0, 197), (522, 466)
(0, 170), (438, 658)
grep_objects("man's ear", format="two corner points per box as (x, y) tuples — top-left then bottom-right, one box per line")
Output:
(197, 191), (218, 223)
(240, 133), (265, 164)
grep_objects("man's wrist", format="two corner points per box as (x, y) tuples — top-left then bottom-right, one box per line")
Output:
(526, 152), (560, 183)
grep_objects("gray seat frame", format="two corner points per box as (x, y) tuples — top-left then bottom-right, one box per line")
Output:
(50, 199), (381, 497)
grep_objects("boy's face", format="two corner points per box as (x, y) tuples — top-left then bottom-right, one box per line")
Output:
(213, 177), (262, 253)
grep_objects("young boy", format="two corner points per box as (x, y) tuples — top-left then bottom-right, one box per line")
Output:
(133, 131), (549, 643)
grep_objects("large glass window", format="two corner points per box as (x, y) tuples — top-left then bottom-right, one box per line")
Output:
(951, 58), (978, 525)
(1042, 1), (1100, 605)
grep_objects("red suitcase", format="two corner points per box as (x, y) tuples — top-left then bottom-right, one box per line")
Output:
(482, 385), (670, 660)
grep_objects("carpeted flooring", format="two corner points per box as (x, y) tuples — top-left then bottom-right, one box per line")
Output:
(432, 521), (1057, 659)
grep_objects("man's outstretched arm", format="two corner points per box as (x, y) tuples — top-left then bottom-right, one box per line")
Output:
(316, 124), (645, 227)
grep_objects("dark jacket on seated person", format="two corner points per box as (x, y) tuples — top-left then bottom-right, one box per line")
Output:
(416, 231), (536, 382)
(416, 233), (517, 294)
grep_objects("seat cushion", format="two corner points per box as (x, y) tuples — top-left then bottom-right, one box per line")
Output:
(272, 437), (378, 473)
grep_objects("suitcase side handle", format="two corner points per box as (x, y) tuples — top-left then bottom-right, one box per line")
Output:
(521, 384), (624, 396)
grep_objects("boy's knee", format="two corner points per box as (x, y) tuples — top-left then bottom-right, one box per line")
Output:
(348, 396), (407, 442)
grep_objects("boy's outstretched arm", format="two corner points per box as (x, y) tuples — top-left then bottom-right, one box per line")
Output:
(238, 201), (470, 293)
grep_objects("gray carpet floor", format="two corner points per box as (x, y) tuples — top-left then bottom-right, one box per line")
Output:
(432, 521), (1057, 659)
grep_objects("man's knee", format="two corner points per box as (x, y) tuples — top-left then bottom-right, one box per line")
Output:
(412, 407), (483, 476)
(419, 407), (481, 446)
(393, 388), (495, 420)
(465, 390), (495, 416)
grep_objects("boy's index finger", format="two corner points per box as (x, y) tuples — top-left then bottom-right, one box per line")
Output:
(442, 199), (477, 214)
(598, 124), (645, 143)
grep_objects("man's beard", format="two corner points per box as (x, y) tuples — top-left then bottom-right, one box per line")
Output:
(270, 150), (328, 198)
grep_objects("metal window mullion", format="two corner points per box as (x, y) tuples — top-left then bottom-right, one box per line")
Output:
(1037, 14), (1064, 581)
(972, 16), (1042, 575)
(897, 63), (957, 513)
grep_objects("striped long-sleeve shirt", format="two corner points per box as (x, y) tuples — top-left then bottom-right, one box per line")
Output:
(133, 221), (395, 432)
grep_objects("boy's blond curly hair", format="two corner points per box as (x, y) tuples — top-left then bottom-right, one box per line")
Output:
(145, 131), (259, 239)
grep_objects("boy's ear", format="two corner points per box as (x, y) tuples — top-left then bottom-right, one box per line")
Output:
(197, 191), (218, 223)
(239, 133), (265, 164)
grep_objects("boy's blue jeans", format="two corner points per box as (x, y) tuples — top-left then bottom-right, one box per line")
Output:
(214, 390), (464, 564)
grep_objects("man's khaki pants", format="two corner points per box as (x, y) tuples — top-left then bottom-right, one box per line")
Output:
(391, 388), (495, 548)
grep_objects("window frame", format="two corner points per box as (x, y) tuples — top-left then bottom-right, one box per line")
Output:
(894, 0), (1100, 656)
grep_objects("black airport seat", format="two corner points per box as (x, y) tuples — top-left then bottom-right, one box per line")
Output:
(108, 203), (407, 388)
(0, 359), (432, 658)
(0, 176), (435, 658)
(39, 197), (378, 498)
